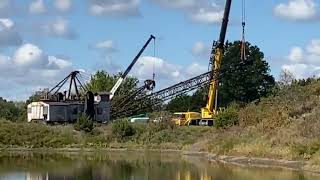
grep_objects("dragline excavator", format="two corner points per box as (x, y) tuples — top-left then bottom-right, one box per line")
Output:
(110, 35), (156, 100)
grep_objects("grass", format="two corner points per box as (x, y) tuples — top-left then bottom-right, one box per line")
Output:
(0, 119), (211, 150)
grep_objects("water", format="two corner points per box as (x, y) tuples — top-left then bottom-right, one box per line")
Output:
(0, 151), (318, 180)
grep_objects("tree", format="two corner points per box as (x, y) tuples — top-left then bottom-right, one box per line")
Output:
(85, 71), (148, 118)
(0, 97), (25, 121)
(26, 90), (46, 105)
(166, 94), (192, 112)
(217, 41), (275, 106)
(167, 41), (275, 111)
(278, 69), (295, 88)
(86, 70), (139, 97)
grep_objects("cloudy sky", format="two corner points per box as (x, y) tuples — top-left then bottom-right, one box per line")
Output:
(0, 0), (319, 100)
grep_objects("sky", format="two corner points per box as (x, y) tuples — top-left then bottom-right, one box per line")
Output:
(0, 0), (320, 101)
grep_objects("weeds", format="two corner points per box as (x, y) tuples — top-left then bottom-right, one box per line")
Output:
(215, 104), (239, 128)
(74, 114), (94, 133)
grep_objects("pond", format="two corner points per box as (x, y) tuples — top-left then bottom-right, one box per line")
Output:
(0, 151), (318, 180)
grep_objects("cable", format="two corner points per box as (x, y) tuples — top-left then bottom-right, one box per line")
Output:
(241, 0), (247, 61)
(152, 37), (156, 81)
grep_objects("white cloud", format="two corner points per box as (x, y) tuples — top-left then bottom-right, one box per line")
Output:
(0, 43), (73, 100)
(282, 39), (320, 79)
(13, 43), (47, 67)
(0, 18), (13, 28)
(41, 18), (78, 39)
(0, 18), (22, 47)
(190, 8), (223, 24)
(274, 0), (318, 21)
(89, 0), (140, 16)
(48, 56), (72, 69)
(282, 64), (320, 79)
(306, 39), (320, 55)
(54, 0), (72, 11)
(131, 56), (207, 89)
(133, 56), (181, 81)
(93, 40), (117, 52)
(151, 0), (223, 24)
(185, 63), (208, 77)
(288, 46), (303, 63)
(192, 41), (210, 57)
(152, 0), (197, 9)
(29, 0), (47, 14)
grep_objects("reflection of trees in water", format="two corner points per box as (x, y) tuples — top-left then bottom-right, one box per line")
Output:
(0, 152), (316, 180)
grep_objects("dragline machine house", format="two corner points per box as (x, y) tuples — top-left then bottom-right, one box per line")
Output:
(110, 35), (156, 100)
(27, 71), (111, 123)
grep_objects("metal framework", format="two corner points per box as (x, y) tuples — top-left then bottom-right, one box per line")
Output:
(111, 79), (156, 118)
(110, 35), (155, 100)
(147, 71), (211, 102)
(111, 72), (213, 118)
(48, 71), (87, 99)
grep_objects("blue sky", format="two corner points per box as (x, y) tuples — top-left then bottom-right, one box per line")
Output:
(0, 0), (320, 100)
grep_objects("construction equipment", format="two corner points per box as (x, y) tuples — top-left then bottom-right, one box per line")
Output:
(111, 0), (233, 122)
(241, 0), (247, 61)
(111, 71), (213, 119)
(199, 0), (232, 125)
(111, 79), (155, 118)
(27, 71), (111, 123)
(44, 71), (87, 101)
(172, 112), (201, 126)
(110, 35), (156, 100)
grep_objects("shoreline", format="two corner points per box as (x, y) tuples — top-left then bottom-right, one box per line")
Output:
(1, 147), (319, 175)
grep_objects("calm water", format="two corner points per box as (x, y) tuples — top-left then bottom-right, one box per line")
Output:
(0, 151), (318, 180)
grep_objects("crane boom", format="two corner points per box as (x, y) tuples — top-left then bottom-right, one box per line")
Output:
(110, 35), (155, 100)
(201, 0), (232, 119)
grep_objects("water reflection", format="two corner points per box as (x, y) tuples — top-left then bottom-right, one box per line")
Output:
(0, 151), (317, 180)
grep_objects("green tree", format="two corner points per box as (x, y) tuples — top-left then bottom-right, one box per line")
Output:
(217, 41), (275, 107)
(0, 97), (25, 121)
(86, 70), (139, 96)
(86, 70), (149, 118)
(26, 90), (47, 105)
(166, 88), (207, 112)
(167, 41), (275, 111)
(166, 94), (192, 112)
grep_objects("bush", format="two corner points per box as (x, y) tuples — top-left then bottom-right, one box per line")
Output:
(112, 119), (135, 139)
(215, 104), (239, 128)
(74, 114), (94, 133)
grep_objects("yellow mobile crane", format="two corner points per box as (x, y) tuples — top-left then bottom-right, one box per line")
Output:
(200, 0), (232, 126)
(171, 0), (232, 126)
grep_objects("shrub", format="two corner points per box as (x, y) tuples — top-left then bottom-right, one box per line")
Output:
(112, 119), (135, 139)
(215, 104), (239, 128)
(74, 114), (94, 133)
